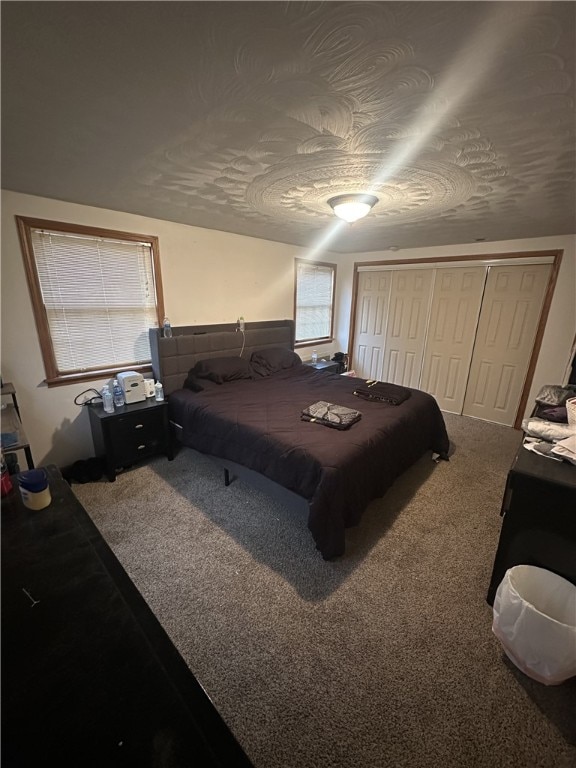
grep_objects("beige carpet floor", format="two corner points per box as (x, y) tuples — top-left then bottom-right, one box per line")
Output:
(74, 412), (576, 768)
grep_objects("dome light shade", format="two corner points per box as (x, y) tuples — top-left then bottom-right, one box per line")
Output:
(328, 194), (378, 223)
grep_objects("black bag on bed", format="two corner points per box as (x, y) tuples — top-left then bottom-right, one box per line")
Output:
(301, 401), (361, 430)
(353, 381), (411, 405)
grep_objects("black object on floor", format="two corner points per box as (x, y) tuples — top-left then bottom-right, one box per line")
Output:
(1, 465), (254, 768)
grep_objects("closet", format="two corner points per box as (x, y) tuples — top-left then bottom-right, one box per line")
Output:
(351, 258), (554, 427)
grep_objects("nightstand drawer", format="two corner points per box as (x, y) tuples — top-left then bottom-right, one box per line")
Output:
(113, 433), (166, 466)
(108, 410), (166, 465)
(110, 409), (165, 441)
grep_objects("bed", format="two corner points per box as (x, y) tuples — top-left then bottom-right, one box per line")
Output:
(150, 320), (449, 559)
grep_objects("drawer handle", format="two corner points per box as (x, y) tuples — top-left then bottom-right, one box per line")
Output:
(134, 423), (144, 429)
(137, 444), (146, 451)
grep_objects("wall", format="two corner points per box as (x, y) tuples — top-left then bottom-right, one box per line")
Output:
(2, 189), (574, 468)
(1, 190), (336, 467)
(331, 235), (576, 419)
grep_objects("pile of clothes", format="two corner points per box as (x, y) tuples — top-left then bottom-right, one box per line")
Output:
(522, 384), (576, 465)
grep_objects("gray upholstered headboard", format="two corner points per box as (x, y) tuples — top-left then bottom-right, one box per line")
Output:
(149, 319), (295, 396)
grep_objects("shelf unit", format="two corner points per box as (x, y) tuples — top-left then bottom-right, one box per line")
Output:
(1, 383), (34, 470)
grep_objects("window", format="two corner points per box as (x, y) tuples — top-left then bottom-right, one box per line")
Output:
(16, 217), (165, 386)
(294, 258), (336, 346)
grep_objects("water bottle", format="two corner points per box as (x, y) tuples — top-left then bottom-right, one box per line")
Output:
(101, 385), (114, 413)
(311, 349), (318, 364)
(154, 381), (164, 402)
(163, 317), (172, 338)
(112, 379), (125, 407)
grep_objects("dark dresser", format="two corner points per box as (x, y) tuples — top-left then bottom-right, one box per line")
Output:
(1, 465), (254, 768)
(486, 440), (576, 605)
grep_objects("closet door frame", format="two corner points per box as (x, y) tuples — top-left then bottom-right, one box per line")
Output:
(348, 250), (563, 429)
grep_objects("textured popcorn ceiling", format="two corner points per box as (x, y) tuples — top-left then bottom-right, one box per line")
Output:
(2, 1), (575, 253)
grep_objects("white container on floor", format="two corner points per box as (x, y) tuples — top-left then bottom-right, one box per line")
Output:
(18, 469), (52, 510)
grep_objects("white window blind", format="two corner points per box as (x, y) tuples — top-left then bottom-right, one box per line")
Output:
(32, 229), (158, 374)
(295, 261), (335, 343)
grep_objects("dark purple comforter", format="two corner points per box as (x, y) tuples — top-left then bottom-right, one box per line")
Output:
(169, 366), (449, 558)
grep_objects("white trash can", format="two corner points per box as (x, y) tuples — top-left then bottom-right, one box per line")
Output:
(492, 565), (576, 685)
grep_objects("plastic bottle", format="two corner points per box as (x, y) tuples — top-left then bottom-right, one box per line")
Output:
(154, 381), (164, 402)
(112, 379), (125, 407)
(311, 349), (318, 364)
(163, 317), (173, 338)
(101, 384), (114, 413)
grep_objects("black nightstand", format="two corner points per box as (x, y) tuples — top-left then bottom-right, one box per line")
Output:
(88, 398), (173, 481)
(305, 360), (340, 374)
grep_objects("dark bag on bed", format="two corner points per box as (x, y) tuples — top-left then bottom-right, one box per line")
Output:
(353, 381), (411, 405)
(301, 401), (361, 430)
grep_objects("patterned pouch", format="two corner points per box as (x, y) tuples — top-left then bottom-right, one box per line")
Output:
(301, 401), (361, 430)
(535, 385), (573, 406)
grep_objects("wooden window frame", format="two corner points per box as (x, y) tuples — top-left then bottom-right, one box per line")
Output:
(293, 258), (337, 348)
(16, 216), (165, 387)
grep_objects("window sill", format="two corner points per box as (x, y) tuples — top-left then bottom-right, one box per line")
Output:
(295, 339), (333, 349)
(45, 364), (152, 387)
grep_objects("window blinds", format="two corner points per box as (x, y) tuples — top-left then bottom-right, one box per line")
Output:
(295, 261), (334, 343)
(32, 229), (158, 374)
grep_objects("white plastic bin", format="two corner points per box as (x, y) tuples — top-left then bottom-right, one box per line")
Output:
(492, 565), (576, 685)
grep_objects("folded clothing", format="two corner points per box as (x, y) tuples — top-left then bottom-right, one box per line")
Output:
(353, 380), (411, 405)
(522, 438), (564, 461)
(551, 434), (576, 465)
(538, 406), (568, 423)
(522, 417), (575, 443)
(301, 401), (361, 430)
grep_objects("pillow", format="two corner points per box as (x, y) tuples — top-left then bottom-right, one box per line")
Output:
(182, 375), (224, 393)
(182, 372), (204, 392)
(191, 356), (254, 384)
(250, 347), (301, 376)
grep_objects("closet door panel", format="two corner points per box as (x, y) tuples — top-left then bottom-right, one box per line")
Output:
(381, 269), (434, 388)
(462, 264), (551, 426)
(353, 272), (391, 380)
(420, 267), (486, 413)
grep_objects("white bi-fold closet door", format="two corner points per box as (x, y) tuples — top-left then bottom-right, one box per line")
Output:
(461, 263), (551, 424)
(352, 261), (552, 426)
(353, 268), (434, 387)
(420, 266), (486, 415)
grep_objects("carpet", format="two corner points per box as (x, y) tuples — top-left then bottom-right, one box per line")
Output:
(74, 412), (576, 768)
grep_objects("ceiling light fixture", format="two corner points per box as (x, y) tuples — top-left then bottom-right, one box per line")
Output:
(328, 194), (378, 223)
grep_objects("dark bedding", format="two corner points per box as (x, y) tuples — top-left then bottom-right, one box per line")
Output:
(169, 365), (449, 559)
